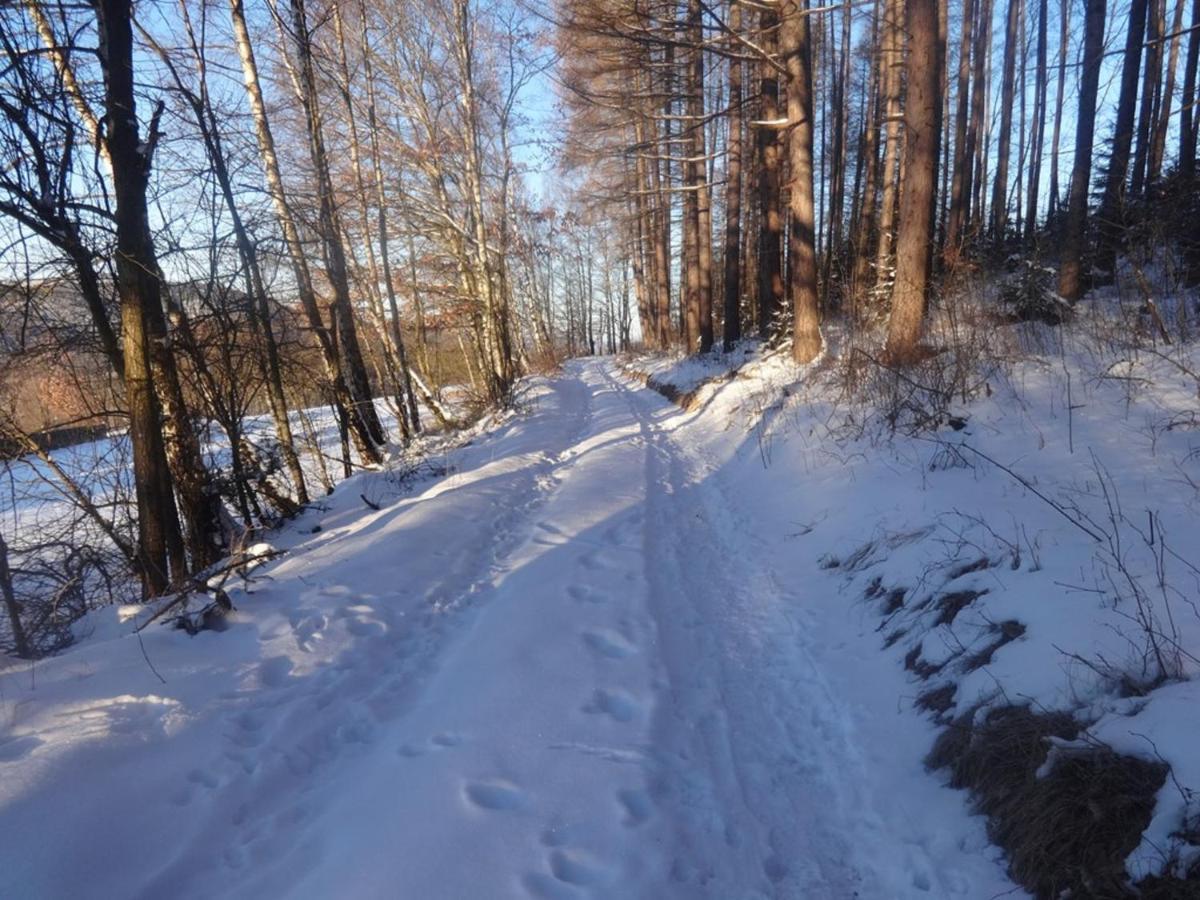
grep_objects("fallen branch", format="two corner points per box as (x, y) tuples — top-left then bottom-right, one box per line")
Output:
(136, 545), (283, 633)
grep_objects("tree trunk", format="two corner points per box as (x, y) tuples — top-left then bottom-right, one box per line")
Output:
(289, 0), (387, 447)
(1097, 0), (1149, 273)
(757, 5), (785, 337)
(689, 0), (714, 352)
(1024, 0), (1048, 242)
(228, 0), (381, 465)
(780, 0), (821, 363)
(1150, 0), (1187, 184)
(873, 0), (905, 301)
(946, 0), (979, 256)
(1048, 0), (1069, 212)
(1058, 0), (1106, 302)
(356, 0), (422, 437)
(0, 529), (30, 658)
(155, 20), (309, 508)
(971, 2), (995, 231)
(1132, 0), (1165, 194)
(886, 0), (943, 361)
(823, 0), (852, 302)
(991, 0), (1021, 239)
(850, 0), (883, 313)
(723, 1), (744, 351)
(96, 0), (211, 593)
(1183, 0), (1200, 178)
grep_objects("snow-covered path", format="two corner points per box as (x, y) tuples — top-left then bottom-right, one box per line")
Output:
(0, 360), (1018, 899)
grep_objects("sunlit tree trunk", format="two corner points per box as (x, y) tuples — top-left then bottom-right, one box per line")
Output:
(886, 0), (943, 361)
(873, 0), (904, 299)
(228, 0), (381, 465)
(780, 0), (821, 363)
(756, 5), (785, 337)
(96, 0), (197, 592)
(723, 0), (744, 350)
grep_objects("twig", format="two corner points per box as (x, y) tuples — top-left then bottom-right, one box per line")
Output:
(954, 442), (1105, 543)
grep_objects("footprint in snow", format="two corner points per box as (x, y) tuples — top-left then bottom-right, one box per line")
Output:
(463, 778), (527, 811)
(187, 768), (219, 790)
(579, 550), (619, 573)
(581, 629), (635, 659)
(616, 788), (653, 826)
(256, 655), (294, 688)
(567, 584), (607, 605)
(762, 854), (789, 883)
(549, 848), (606, 886)
(521, 873), (576, 900)
(582, 688), (639, 723)
(0, 735), (41, 762)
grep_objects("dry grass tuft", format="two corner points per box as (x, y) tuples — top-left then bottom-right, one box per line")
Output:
(916, 682), (957, 717)
(927, 704), (1171, 899)
(934, 588), (987, 626)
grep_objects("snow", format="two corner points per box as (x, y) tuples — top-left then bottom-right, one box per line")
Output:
(2, 320), (1198, 896)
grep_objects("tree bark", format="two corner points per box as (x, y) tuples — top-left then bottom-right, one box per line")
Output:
(991, 0), (1022, 239)
(95, 0), (198, 592)
(356, 0), (422, 436)
(1132, 0), (1164, 194)
(723, 1), (743, 351)
(689, 0), (714, 352)
(1058, 0), (1106, 302)
(1024, 0), (1048, 242)
(0, 528), (30, 658)
(1048, 0), (1069, 212)
(873, 0), (904, 300)
(946, 0), (979, 256)
(1150, 0), (1187, 184)
(1097, 0), (1149, 273)
(756, 5), (785, 337)
(1183, 0), (1200, 178)
(228, 0), (381, 465)
(288, 0), (388, 446)
(850, 0), (883, 313)
(886, 0), (943, 361)
(780, 0), (821, 363)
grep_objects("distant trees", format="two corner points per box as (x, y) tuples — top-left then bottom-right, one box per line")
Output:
(555, 0), (1200, 364)
(0, 0), (556, 640)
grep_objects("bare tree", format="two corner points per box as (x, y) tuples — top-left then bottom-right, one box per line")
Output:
(1058, 0), (1106, 302)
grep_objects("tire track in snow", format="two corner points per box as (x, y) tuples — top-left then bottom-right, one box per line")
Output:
(599, 360), (873, 899)
(138, 375), (598, 900)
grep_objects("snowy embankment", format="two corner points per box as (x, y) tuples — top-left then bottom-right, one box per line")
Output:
(623, 324), (1200, 896)
(1, 359), (1020, 900)
(1, 331), (1196, 899)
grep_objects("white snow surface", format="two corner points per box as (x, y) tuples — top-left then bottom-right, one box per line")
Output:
(0, 359), (1025, 899)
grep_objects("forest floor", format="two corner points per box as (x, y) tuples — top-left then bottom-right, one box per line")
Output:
(2, 340), (1198, 898)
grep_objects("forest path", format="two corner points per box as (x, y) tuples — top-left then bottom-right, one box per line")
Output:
(0, 359), (989, 900)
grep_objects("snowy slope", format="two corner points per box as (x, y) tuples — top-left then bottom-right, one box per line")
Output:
(0, 360), (1028, 899)
(628, 323), (1200, 891)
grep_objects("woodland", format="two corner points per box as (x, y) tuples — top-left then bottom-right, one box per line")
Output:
(1, 2), (1199, 897)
